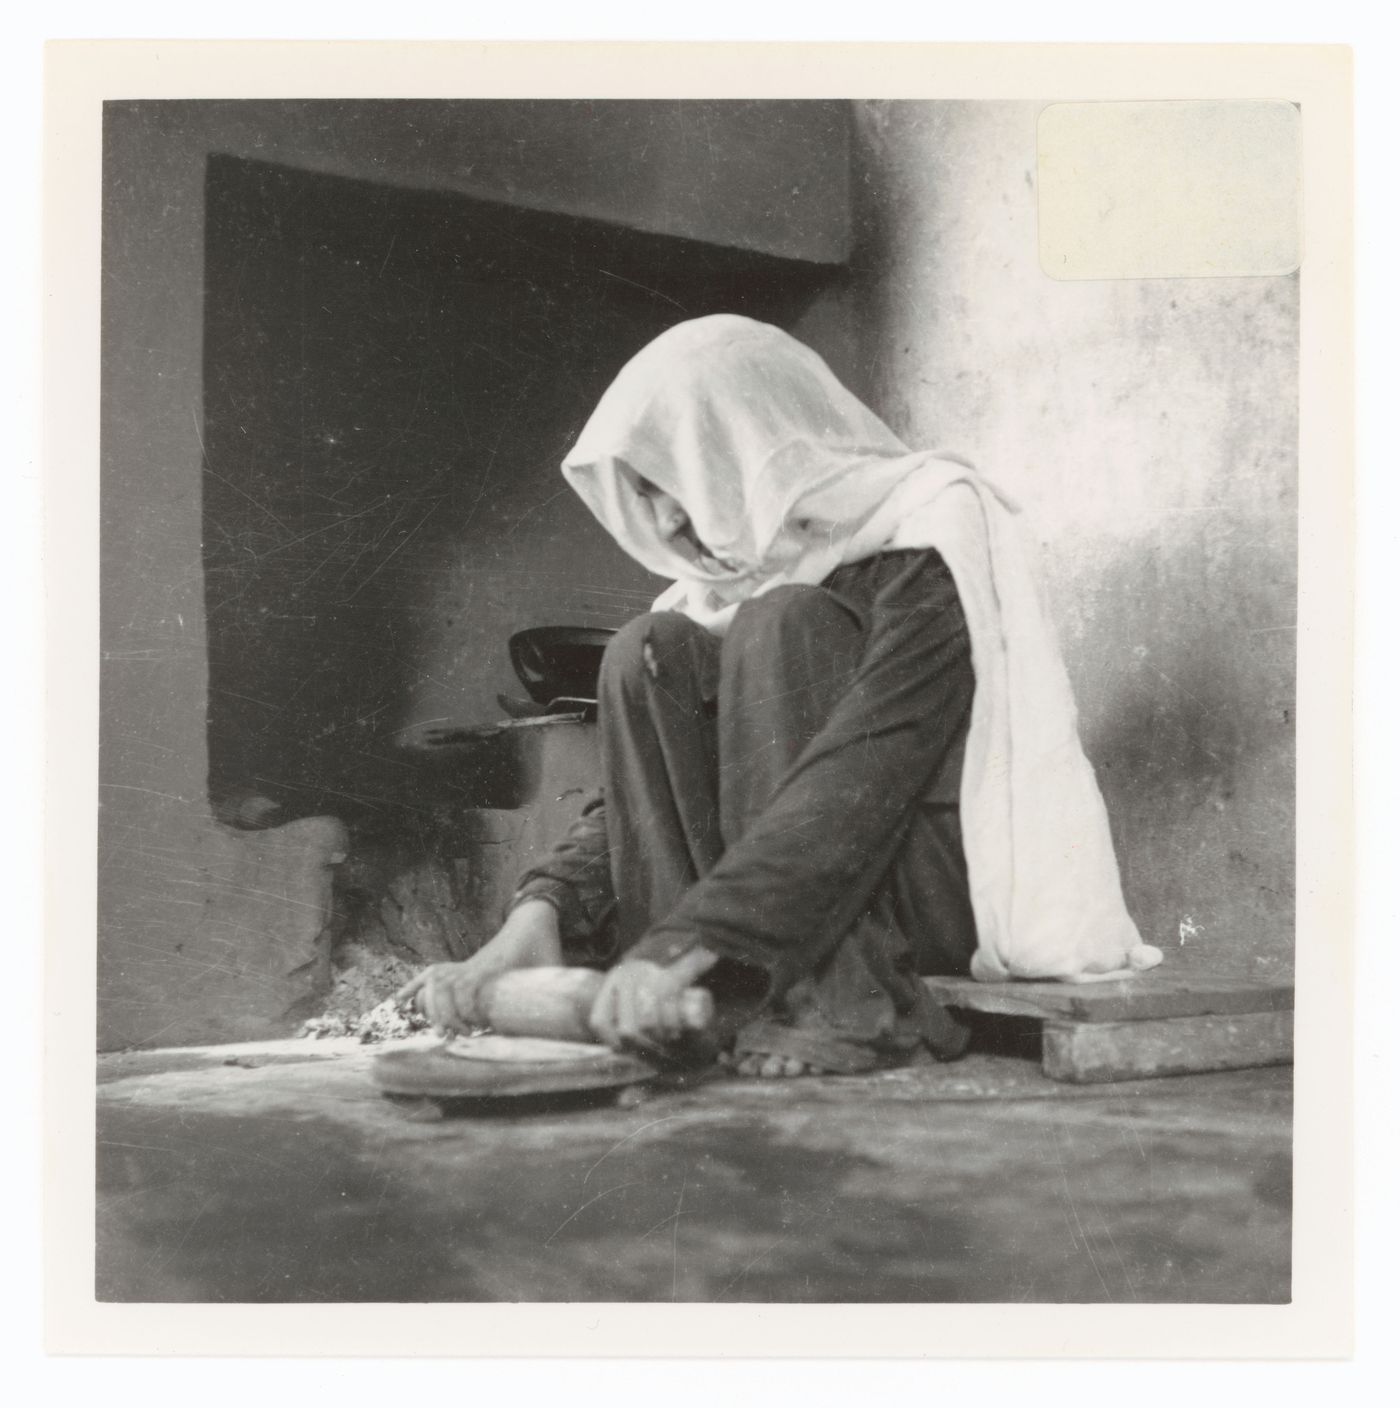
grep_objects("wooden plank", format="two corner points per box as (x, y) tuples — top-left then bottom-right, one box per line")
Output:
(923, 974), (1293, 1024)
(1041, 1010), (1294, 1084)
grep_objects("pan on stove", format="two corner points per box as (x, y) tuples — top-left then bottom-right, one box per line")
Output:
(505, 625), (616, 717)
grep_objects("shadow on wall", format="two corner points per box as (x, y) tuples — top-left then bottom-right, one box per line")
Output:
(1073, 535), (1295, 980)
(201, 155), (843, 832)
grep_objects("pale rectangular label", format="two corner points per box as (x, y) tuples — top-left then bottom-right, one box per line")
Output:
(1038, 100), (1301, 279)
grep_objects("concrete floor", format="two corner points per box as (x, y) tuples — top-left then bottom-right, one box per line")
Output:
(96, 1037), (1292, 1303)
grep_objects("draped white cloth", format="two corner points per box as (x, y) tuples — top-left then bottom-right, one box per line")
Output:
(563, 315), (1162, 982)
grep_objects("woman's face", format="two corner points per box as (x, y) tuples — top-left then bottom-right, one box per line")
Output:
(634, 477), (734, 574)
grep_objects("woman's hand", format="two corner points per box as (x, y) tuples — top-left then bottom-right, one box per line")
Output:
(588, 947), (719, 1053)
(396, 899), (562, 1035)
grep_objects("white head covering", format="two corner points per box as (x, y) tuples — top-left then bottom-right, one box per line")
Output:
(563, 314), (987, 629)
(563, 315), (1163, 983)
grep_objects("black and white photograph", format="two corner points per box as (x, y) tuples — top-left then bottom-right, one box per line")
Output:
(50, 42), (1350, 1341)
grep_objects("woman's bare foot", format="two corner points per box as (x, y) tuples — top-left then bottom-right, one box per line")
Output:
(722, 1017), (891, 1078)
(720, 1051), (819, 1078)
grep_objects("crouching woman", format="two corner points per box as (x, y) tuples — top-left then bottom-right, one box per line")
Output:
(400, 316), (1160, 1076)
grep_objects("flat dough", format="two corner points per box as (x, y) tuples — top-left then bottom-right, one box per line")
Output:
(439, 1034), (617, 1064)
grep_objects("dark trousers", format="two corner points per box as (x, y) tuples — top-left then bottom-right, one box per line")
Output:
(596, 583), (977, 1066)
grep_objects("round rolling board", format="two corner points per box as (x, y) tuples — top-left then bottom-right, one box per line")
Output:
(372, 1034), (659, 1101)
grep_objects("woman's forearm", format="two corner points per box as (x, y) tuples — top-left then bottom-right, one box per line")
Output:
(509, 792), (617, 953)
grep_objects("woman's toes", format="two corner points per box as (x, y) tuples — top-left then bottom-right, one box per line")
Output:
(730, 1052), (821, 1077)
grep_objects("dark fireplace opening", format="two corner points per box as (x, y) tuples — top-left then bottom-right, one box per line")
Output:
(200, 153), (841, 831)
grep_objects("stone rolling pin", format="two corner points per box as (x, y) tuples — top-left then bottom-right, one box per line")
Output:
(468, 966), (715, 1044)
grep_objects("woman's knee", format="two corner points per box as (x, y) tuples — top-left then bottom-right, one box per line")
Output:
(600, 611), (712, 698)
(727, 584), (860, 655)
